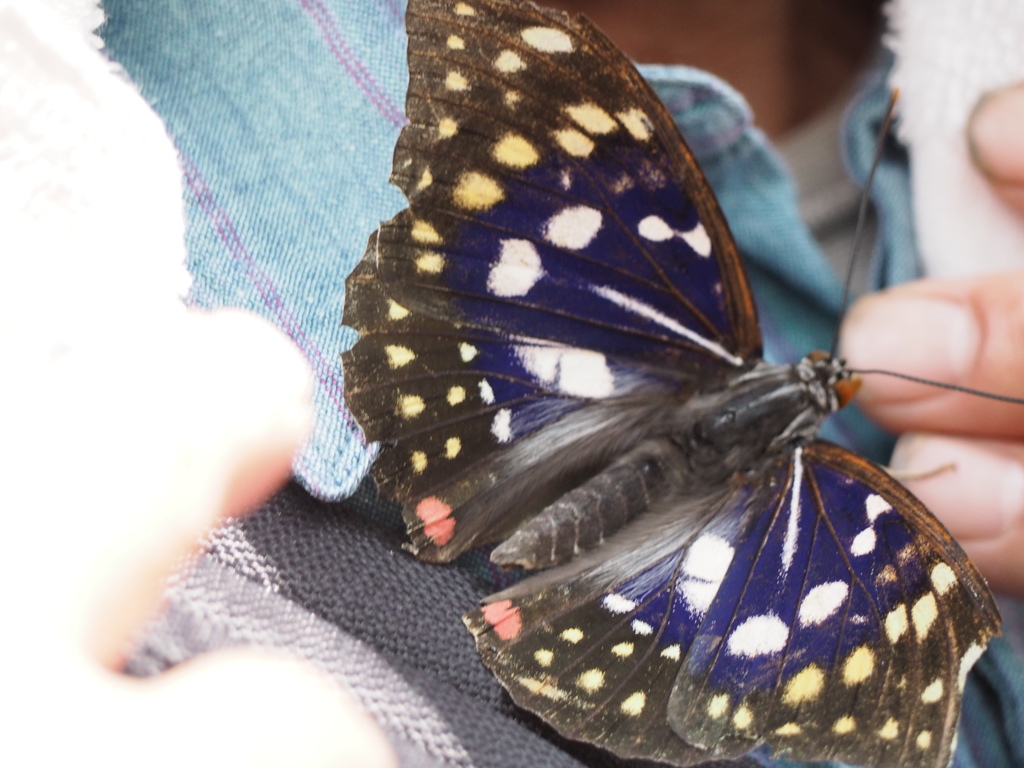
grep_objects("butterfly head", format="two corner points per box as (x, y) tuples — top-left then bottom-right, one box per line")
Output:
(801, 350), (862, 412)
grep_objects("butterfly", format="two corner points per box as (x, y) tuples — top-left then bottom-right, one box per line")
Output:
(341, 1), (1001, 766)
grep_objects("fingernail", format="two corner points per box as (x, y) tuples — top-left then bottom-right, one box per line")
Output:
(892, 435), (1024, 540)
(968, 82), (1024, 184)
(840, 292), (979, 397)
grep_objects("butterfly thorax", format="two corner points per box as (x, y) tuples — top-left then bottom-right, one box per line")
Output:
(675, 352), (850, 477)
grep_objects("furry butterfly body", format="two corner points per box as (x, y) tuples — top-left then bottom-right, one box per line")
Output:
(341, 1), (1000, 766)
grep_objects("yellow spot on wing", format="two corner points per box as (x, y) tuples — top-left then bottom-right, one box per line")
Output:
(775, 723), (802, 736)
(521, 26), (574, 53)
(417, 167), (433, 190)
(398, 394), (425, 418)
(416, 252), (445, 274)
(438, 118), (458, 138)
(611, 642), (633, 657)
(879, 718), (899, 740)
(504, 90), (521, 107)
(447, 35), (465, 50)
(912, 593), (938, 639)
(517, 676), (567, 701)
(931, 562), (957, 595)
(493, 134), (539, 168)
(576, 669), (605, 693)
(617, 108), (652, 140)
(707, 694), (729, 719)
(444, 436), (461, 459)
(385, 345), (416, 368)
(566, 103), (617, 134)
(554, 128), (594, 157)
(453, 171), (504, 210)
(446, 70), (469, 91)
(783, 664), (824, 704)
(833, 716), (856, 734)
(411, 220), (442, 244)
(495, 49), (525, 73)
(388, 301), (409, 320)
(447, 386), (466, 406)
(561, 627), (584, 644)
(921, 679), (943, 703)
(886, 604), (908, 642)
(733, 705), (752, 729)
(454, 2), (475, 14)
(917, 731), (932, 750)
(534, 649), (554, 667)
(842, 646), (875, 685)
(620, 692), (645, 716)
(410, 451), (427, 474)
(458, 342), (478, 362)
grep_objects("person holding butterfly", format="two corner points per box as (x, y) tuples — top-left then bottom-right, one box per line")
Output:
(5, 0), (1024, 766)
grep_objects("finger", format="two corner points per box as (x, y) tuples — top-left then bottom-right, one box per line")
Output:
(891, 433), (1024, 596)
(968, 82), (1024, 215)
(839, 273), (1024, 437)
(77, 309), (314, 665)
(112, 651), (396, 768)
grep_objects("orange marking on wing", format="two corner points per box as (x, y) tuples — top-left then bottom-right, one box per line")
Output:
(482, 599), (522, 640)
(416, 497), (456, 546)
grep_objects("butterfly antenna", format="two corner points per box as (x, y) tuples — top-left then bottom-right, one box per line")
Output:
(829, 89), (900, 359)
(846, 369), (1024, 406)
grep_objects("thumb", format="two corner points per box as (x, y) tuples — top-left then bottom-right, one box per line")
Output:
(839, 272), (1024, 438)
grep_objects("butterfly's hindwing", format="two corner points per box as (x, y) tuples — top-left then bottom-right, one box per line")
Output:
(466, 441), (1000, 768)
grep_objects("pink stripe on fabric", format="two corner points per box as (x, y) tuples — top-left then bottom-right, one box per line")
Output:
(181, 155), (367, 447)
(299, 0), (406, 129)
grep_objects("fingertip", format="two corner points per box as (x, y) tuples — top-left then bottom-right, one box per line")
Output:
(891, 434), (1024, 541)
(969, 82), (1024, 182)
(839, 289), (979, 407)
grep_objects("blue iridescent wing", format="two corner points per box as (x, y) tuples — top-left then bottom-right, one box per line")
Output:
(343, 0), (759, 560)
(465, 441), (1001, 768)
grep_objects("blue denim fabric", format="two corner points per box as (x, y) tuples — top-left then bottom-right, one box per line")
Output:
(100, 2), (1022, 767)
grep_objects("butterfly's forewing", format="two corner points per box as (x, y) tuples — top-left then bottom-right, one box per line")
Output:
(466, 441), (1000, 768)
(344, 0), (762, 559)
(379, 0), (760, 366)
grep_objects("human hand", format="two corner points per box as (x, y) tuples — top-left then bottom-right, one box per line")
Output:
(1, 3), (394, 765)
(839, 83), (1024, 598)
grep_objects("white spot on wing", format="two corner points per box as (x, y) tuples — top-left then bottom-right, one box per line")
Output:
(682, 534), (734, 582)
(638, 215), (674, 242)
(851, 527), (876, 556)
(545, 206), (602, 250)
(681, 222), (712, 257)
(727, 614), (789, 657)
(798, 581), (849, 626)
(478, 379), (495, 404)
(494, 49), (525, 73)
(866, 494), (892, 521)
(487, 239), (544, 297)
(515, 344), (614, 399)
(632, 619), (653, 635)
(491, 408), (512, 443)
(781, 448), (805, 573)
(602, 593), (636, 614)
(591, 284), (743, 366)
